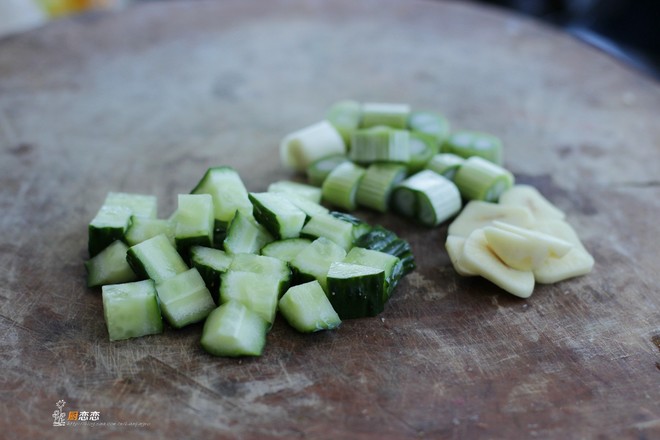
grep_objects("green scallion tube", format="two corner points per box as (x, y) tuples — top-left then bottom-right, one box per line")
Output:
(321, 161), (366, 211)
(356, 163), (407, 213)
(306, 154), (349, 187)
(453, 156), (514, 202)
(407, 131), (439, 173)
(326, 100), (362, 146)
(425, 153), (465, 180)
(407, 111), (451, 147)
(392, 170), (462, 227)
(349, 126), (410, 165)
(443, 130), (503, 165)
(360, 103), (410, 129)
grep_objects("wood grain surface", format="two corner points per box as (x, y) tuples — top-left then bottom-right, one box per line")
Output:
(1, 0), (659, 438)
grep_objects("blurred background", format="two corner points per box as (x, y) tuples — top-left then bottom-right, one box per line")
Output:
(0, 0), (658, 80)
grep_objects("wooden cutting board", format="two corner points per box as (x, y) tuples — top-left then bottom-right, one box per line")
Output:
(1, 0), (659, 438)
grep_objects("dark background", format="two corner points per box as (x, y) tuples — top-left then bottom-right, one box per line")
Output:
(471, 0), (660, 80)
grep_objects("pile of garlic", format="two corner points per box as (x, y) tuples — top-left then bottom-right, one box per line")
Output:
(445, 185), (594, 298)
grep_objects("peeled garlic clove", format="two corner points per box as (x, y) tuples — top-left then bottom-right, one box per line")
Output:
(461, 229), (535, 298)
(447, 200), (535, 238)
(483, 226), (550, 271)
(498, 184), (565, 221)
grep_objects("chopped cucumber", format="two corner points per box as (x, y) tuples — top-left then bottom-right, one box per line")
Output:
(191, 166), (252, 227)
(229, 253), (291, 296)
(85, 240), (137, 287)
(201, 301), (268, 357)
(219, 271), (281, 325)
(300, 213), (354, 251)
(267, 180), (322, 203)
(279, 281), (341, 333)
(190, 245), (233, 303)
(126, 234), (188, 283)
(125, 217), (175, 247)
(174, 193), (215, 260)
(261, 238), (312, 263)
(249, 192), (306, 240)
(343, 246), (402, 298)
(223, 211), (274, 255)
(329, 211), (371, 240)
(155, 268), (216, 328)
(326, 262), (386, 319)
(89, 192), (159, 256)
(102, 279), (163, 341)
(354, 226), (416, 276)
(290, 237), (347, 291)
(278, 192), (330, 218)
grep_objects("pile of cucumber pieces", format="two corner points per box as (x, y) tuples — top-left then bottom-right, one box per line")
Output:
(280, 100), (594, 299)
(86, 167), (414, 357)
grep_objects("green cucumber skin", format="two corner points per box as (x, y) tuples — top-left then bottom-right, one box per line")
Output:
(354, 227), (416, 276)
(88, 224), (127, 258)
(125, 247), (149, 280)
(249, 194), (281, 238)
(192, 262), (222, 304)
(326, 269), (386, 319)
(175, 235), (213, 264)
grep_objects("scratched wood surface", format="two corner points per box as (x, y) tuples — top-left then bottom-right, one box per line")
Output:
(1, 0), (659, 438)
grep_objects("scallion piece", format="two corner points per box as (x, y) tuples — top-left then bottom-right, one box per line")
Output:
(360, 103), (410, 129)
(453, 156), (514, 202)
(425, 153), (465, 180)
(349, 126), (410, 165)
(407, 111), (451, 147)
(444, 130), (503, 165)
(280, 121), (346, 172)
(321, 161), (366, 211)
(392, 170), (462, 227)
(407, 131), (439, 174)
(326, 100), (362, 145)
(306, 154), (350, 186)
(356, 163), (407, 212)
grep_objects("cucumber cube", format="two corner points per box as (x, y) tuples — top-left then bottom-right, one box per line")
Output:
(102, 280), (163, 341)
(155, 268), (216, 328)
(174, 194), (214, 259)
(85, 240), (137, 287)
(201, 301), (268, 357)
(326, 262), (385, 319)
(290, 237), (347, 292)
(127, 234), (188, 283)
(219, 271), (281, 324)
(279, 281), (341, 333)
